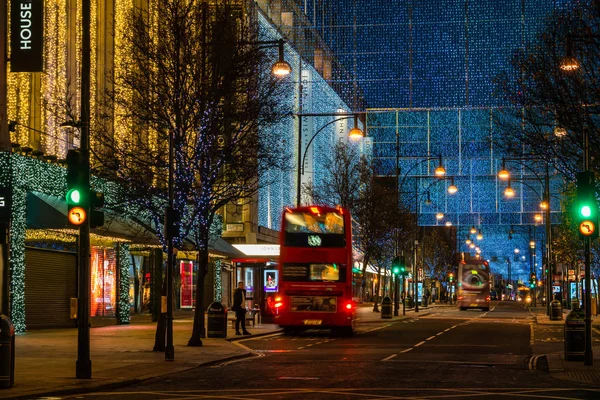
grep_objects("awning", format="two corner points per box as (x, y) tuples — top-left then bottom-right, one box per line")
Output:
(26, 191), (244, 258)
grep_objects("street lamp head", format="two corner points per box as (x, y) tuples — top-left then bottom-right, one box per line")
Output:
(504, 181), (515, 198)
(434, 155), (446, 177)
(436, 212), (444, 220)
(540, 200), (548, 210)
(272, 60), (292, 76)
(559, 55), (580, 72)
(470, 226), (477, 234)
(530, 240), (536, 248)
(498, 158), (510, 180)
(445, 221), (452, 227)
(498, 168), (510, 181)
(553, 126), (567, 137)
(534, 214), (543, 222)
(348, 115), (364, 140)
(271, 39), (292, 77)
(447, 178), (458, 194)
(476, 230), (483, 240)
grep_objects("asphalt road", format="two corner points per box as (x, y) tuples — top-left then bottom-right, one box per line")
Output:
(61, 301), (600, 400)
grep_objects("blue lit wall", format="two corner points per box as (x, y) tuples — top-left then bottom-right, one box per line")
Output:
(367, 108), (563, 281)
(297, 0), (569, 109)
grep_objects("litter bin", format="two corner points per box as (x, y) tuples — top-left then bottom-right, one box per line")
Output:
(0, 315), (15, 389)
(564, 308), (585, 361)
(571, 298), (579, 310)
(381, 296), (392, 319)
(206, 302), (227, 338)
(550, 300), (562, 321)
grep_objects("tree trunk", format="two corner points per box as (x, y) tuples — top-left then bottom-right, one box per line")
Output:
(153, 312), (166, 351)
(373, 265), (382, 313)
(153, 278), (167, 351)
(188, 246), (209, 346)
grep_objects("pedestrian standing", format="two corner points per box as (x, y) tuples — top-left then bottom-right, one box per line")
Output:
(233, 282), (251, 336)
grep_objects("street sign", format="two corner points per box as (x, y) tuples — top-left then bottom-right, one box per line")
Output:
(67, 207), (87, 225)
(579, 220), (596, 237)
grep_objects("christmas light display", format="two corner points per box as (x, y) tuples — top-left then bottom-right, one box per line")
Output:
(118, 244), (132, 324)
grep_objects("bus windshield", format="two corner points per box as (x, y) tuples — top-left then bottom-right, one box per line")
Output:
(283, 209), (346, 247)
(284, 210), (345, 234)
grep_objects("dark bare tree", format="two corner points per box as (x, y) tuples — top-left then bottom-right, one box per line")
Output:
(302, 139), (364, 210)
(494, 0), (600, 177)
(95, 0), (292, 348)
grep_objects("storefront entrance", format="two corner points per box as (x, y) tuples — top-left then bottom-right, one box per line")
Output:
(233, 259), (278, 323)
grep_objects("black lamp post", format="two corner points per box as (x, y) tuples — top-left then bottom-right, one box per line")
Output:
(76, 0), (92, 379)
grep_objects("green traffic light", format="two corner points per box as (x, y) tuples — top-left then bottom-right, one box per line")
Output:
(392, 266), (400, 275)
(67, 188), (82, 204)
(580, 205), (592, 218)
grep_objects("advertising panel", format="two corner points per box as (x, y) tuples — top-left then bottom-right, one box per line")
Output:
(180, 260), (194, 308)
(290, 296), (337, 312)
(264, 269), (278, 292)
(91, 247), (116, 317)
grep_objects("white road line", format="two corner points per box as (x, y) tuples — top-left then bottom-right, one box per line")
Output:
(400, 348), (413, 353)
(426, 336), (436, 341)
(414, 341), (426, 347)
(436, 332), (443, 336)
(382, 354), (397, 361)
(530, 323), (535, 346)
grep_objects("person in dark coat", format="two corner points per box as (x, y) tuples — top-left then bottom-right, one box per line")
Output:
(233, 281), (251, 335)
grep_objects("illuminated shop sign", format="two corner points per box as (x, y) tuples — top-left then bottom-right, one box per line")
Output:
(11, 0), (44, 72)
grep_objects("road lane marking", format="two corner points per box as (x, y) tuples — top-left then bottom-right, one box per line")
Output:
(530, 323), (535, 346)
(400, 348), (413, 353)
(426, 336), (436, 340)
(414, 341), (426, 347)
(382, 353), (397, 361)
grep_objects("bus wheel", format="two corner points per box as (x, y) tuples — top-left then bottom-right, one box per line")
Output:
(337, 327), (353, 337)
(459, 307), (466, 311)
(283, 327), (294, 336)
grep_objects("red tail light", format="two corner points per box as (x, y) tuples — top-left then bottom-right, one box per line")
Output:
(486, 296), (490, 301)
(345, 302), (353, 311)
(457, 296), (464, 300)
(274, 297), (283, 308)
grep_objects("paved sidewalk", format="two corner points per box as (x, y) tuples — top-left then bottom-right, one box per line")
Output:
(531, 306), (600, 385)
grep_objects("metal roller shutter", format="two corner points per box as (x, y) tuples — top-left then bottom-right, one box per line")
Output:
(25, 248), (77, 329)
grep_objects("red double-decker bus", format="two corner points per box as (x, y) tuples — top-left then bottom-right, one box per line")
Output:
(274, 205), (356, 335)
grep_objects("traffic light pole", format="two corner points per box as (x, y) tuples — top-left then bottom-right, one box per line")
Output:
(544, 164), (552, 318)
(76, 0), (92, 379)
(583, 127), (593, 366)
(394, 274), (399, 316)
